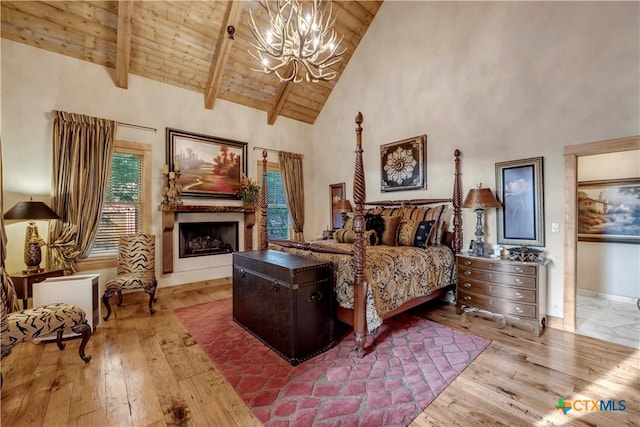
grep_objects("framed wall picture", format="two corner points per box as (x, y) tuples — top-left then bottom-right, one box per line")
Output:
(380, 135), (427, 192)
(166, 128), (248, 199)
(577, 178), (640, 244)
(495, 157), (545, 247)
(329, 182), (346, 229)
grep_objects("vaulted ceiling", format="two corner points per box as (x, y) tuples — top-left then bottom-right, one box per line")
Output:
(1, 1), (383, 124)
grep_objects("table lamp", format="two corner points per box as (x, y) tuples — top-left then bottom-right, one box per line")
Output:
(3, 199), (61, 273)
(336, 199), (353, 225)
(462, 185), (501, 257)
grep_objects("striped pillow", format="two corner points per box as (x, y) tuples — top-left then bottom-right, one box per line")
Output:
(400, 204), (448, 245)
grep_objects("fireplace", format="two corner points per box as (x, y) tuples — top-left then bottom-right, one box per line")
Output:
(179, 221), (238, 258)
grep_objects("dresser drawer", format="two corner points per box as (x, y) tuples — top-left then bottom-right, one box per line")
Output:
(458, 267), (537, 288)
(457, 279), (536, 303)
(458, 290), (537, 319)
(458, 257), (537, 276)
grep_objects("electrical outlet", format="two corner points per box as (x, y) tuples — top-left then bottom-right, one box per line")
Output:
(552, 223), (559, 233)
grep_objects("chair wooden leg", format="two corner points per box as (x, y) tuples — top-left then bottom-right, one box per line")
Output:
(70, 320), (92, 363)
(56, 330), (66, 350)
(117, 290), (123, 307)
(102, 288), (115, 321)
(146, 280), (158, 315)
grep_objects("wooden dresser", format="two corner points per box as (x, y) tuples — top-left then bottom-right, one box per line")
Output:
(456, 254), (548, 336)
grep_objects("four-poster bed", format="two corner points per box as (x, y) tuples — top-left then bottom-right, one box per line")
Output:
(257, 112), (462, 357)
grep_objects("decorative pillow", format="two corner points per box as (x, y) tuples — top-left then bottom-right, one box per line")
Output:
(334, 228), (355, 243)
(377, 207), (400, 218)
(381, 215), (401, 246)
(334, 228), (378, 246)
(432, 220), (447, 246)
(396, 219), (419, 246)
(413, 220), (436, 248)
(364, 230), (378, 246)
(400, 204), (448, 245)
(364, 214), (385, 245)
(342, 216), (354, 230)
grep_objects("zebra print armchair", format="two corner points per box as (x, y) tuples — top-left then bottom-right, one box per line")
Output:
(1, 267), (92, 385)
(102, 233), (158, 320)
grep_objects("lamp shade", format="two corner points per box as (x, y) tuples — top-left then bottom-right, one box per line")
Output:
(4, 201), (61, 221)
(336, 199), (353, 213)
(462, 188), (501, 209)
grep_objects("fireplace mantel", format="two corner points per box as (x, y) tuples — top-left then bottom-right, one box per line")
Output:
(159, 204), (255, 274)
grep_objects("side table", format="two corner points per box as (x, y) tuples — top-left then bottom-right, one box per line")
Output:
(9, 268), (65, 309)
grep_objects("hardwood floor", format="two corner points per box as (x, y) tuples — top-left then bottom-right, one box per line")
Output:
(1, 279), (638, 426)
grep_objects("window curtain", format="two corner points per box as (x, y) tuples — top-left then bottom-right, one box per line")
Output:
(278, 151), (305, 241)
(48, 111), (116, 273)
(0, 136), (21, 316)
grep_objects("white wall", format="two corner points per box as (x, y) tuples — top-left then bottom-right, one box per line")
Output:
(311, 1), (640, 318)
(1, 39), (313, 287)
(577, 151), (640, 299)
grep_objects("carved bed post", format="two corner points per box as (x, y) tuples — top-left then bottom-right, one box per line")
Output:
(352, 112), (367, 358)
(259, 149), (268, 250)
(452, 149), (462, 253)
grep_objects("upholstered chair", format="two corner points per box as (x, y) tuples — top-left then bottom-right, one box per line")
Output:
(1, 268), (92, 385)
(102, 233), (157, 320)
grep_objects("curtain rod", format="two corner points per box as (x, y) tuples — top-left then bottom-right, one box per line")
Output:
(117, 121), (157, 133)
(252, 146), (279, 154)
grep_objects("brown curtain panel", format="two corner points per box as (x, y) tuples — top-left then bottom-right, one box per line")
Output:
(0, 136), (21, 314)
(49, 111), (116, 272)
(278, 151), (305, 241)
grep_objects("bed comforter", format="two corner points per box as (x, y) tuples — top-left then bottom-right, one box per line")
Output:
(268, 240), (456, 332)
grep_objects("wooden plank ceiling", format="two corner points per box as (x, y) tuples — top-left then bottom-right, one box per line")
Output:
(1, 1), (383, 125)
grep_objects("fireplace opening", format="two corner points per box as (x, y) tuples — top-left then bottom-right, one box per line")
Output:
(179, 221), (238, 258)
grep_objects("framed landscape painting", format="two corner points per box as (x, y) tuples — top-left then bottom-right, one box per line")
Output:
(495, 157), (545, 247)
(380, 135), (427, 192)
(166, 128), (248, 199)
(578, 178), (640, 244)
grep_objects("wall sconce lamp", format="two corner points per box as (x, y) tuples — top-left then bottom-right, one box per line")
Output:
(3, 199), (60, 273)
(462, 185), (501, 257)
(336, 199), (353, 224)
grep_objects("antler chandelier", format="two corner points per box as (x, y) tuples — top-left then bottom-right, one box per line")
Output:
(248, 0), (346, 83)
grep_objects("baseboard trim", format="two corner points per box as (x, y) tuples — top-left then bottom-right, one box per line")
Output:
(546, 315), (564, 330)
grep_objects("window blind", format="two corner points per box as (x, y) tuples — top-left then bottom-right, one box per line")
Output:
(90, 151), (143, 256)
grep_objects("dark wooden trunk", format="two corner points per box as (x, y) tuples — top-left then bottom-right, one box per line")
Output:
(232, 250), (335, 365)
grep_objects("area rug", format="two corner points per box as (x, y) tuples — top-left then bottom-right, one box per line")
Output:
(174, 299), (490, 427)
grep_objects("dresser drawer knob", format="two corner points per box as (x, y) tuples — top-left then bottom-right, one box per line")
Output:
(513, 267), (524, 273)
(464, 271), (471, 276)
(463, 283), (471, 288)
(463, 296), (471, 301)
(514, 306), (524, 313)
(514, 278), (523, 285)
(514, 292), (523, 299)
(464, 260), (472, 266)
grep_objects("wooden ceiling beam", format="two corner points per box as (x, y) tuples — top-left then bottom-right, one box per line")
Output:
(115, 0), (133, 89)
(267, 82), (293, 125)
(204, 1), (242, 110)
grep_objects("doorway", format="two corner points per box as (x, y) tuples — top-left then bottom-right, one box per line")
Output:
(563, 135), (640, 338)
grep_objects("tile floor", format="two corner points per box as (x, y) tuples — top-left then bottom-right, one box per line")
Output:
(576, 290), (640, 349)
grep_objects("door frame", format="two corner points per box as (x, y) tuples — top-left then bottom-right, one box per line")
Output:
(563, 135), (640, 331)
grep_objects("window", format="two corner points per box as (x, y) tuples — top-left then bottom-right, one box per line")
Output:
(258, 161), (290, 240)
(87, 140), (151, 258)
